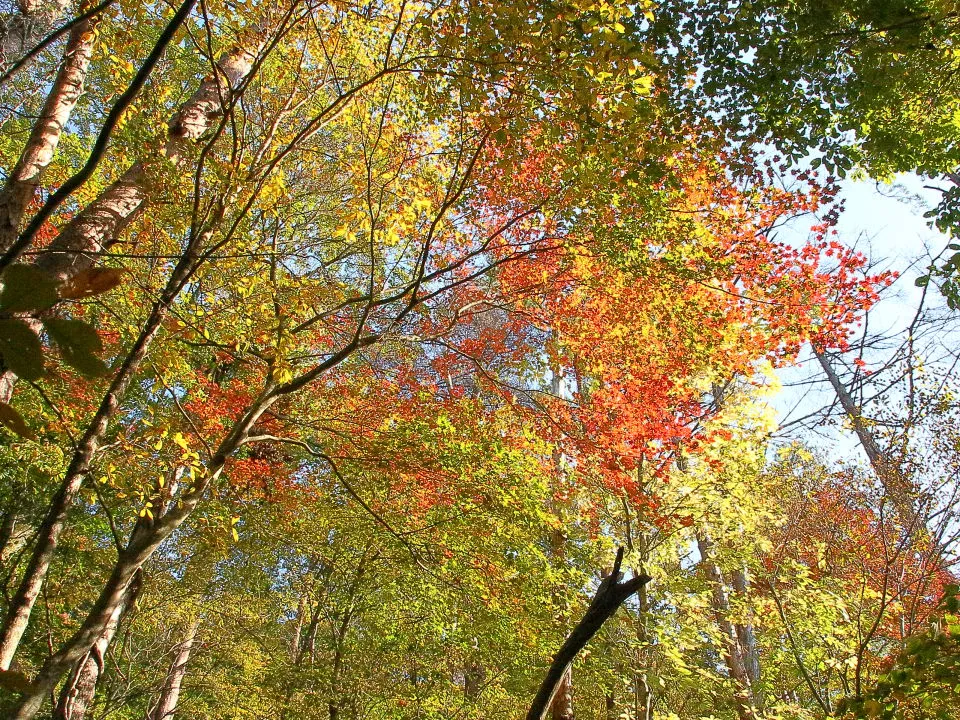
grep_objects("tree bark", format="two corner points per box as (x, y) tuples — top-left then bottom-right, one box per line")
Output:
(0, 12), (98, 253)
(0, 0), (71, 71)
(36, 41), (258, 283)
(634, 578), (654, 720)
(144, 615), (200, 720)
(730, 568), (760, 689)
(0, 215), (219, 670)
(0, 33), (259, 402)
(527, 549), (651, 720)
(52, 569), (142, 720)
(696, 532), (755, 720)
(551, 666), (573, 720)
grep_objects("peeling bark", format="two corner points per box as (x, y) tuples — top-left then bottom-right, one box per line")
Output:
(36, 42), (258, 282)
(144, 616), (200, 720)
(0, 0), (70, 71)
(0, 13), (98, 252)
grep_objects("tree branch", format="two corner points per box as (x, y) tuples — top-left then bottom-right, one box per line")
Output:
(526, 548), (651, 720)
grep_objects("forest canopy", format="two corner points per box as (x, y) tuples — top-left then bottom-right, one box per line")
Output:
(0, 0), (957, 719)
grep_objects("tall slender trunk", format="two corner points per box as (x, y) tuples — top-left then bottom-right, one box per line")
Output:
(0, 215), (219, 670)
(696, 532), (755, 720)
(634, 579), (653, 720)
(730, 568), (760, 690)
(0, 12), (99, 252)
(548, 369), (574, 720)
(52, 569), (142, 720)
(11, 391), (275, 719)
(814, 350), (919, 531)
(144, 616), (200, 720)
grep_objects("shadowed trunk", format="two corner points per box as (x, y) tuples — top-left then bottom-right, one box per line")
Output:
(731, 568), (760, 691)
(634, 579), (654, 720)
(527, 549), (651, 720)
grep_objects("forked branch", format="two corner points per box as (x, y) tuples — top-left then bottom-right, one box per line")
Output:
(526, 548), (651, 720)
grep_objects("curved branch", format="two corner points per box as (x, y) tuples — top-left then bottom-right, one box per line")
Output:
(527, 548), (651, 720)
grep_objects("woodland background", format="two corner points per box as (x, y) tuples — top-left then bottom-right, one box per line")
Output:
(0, 0), (958, 719)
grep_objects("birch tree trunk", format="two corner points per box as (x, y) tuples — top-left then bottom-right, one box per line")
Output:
(0, 12), (98, 252)
(0, 0), (71, 70)
(0, 23), (259, 662)
(35, 41), (258, 282)
(144, 616), (200, 720)
(52, 569), (142, 720)
(548, 369), (574, 720)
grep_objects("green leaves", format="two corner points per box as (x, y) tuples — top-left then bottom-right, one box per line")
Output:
(0, 319), (44, 380)
(44, 318), (109, 377)
(0, 401), (34, 439)
(0, 264), (121, 382)
(0, 264), (59, 313)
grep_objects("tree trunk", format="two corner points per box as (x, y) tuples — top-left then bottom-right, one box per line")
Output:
(730, 568), (760, 689)
(144, 616), (200, 720)
(0, 13), (98, 253)
(10, 391), (275, 719)
(547, 369), (574, 720)
(527, 549), (650, 720)
(814, 350), (919, 532)
(52, 569), (142, 720)
(0, 34), (259, 403)
(551, 666), (574, 720)
(634, 579), (654, 720)
(463, 661), (486, 701)
(35, 41), (258, 282)
(696, 532), (755, 720)
(0, 218), (217, 670)
(0, 0), (71, 71)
